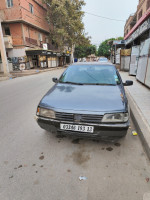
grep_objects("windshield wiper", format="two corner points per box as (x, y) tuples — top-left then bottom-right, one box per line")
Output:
(95, 83), (116, 86)
(59, 81), (83, 85)
(84, 83), (116, 86)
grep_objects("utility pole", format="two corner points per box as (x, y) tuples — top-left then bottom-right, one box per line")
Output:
(0, 19), (9, 76)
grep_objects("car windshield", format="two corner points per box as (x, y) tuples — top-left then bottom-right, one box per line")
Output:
(59, 65), (121, 85)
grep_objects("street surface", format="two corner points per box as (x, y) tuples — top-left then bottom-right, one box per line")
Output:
(0, 69), (150, 200)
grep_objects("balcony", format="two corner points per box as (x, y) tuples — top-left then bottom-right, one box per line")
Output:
(130, 19), (137, 26)
(4, 35), (13, 49)
(25, 37), (38, 46)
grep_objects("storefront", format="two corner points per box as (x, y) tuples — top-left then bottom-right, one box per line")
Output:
(26, 50), (48, 69)
(25, 49), (71, 69)
(124, 14), (150, 88)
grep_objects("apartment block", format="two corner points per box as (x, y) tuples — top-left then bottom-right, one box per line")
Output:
(123, 0), (150, 88)
(124, 0), (150, 38)
(0, 0), (70, 70)
(0, 0), (50, 57)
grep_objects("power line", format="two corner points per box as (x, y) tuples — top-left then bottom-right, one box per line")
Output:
(84, 11), (125, 22)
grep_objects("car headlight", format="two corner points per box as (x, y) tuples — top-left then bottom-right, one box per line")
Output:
(37, 107), (55, 119)
(102, 113), (129, 123)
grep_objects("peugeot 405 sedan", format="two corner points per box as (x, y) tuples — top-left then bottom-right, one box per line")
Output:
(36, 62), (133, 141)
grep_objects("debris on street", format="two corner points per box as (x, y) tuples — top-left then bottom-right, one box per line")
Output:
(146, 177), (149, 183)
(132, 131), (138, 136)
(79, 176), (87, 181)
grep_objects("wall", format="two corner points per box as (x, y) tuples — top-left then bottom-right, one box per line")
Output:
(124, 15), (135, 36)
(136, 38), (150, 84)
(0, 62), (13, 72)
(0, 0), (49, 33)
(20, 0), (49, 32)
(2, 23), (24, 46)
(10, 23), (24, 46)
(7, 48), (26, 57)
(124, 0), (150, 38)
(1, 0), (50, 50)
(137, 0), (149, 21)
(23, 24), (49, 48)
(2, 22), (49, 57)
(0, 0), (22, 21)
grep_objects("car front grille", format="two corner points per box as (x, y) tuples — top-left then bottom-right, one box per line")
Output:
(55, 112), (103, 124)
(55, 112), (74, 122)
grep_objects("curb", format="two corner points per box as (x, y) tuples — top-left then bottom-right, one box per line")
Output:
(11, 66), (66, 77)
(126, 90), (150, 160)
(0, 66), (67, 81)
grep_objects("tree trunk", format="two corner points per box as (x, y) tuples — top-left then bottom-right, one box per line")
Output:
(70, 44), (75, 63)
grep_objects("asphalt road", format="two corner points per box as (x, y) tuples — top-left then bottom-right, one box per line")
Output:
(0, 69), (150, 200)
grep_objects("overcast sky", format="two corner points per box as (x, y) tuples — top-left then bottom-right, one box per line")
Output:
(82, 0), (139, 46)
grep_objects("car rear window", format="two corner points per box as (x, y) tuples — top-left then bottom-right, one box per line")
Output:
(99, 58), (108, 61)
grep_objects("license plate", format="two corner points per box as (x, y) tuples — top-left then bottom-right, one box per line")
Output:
(60, 123), (94, 133)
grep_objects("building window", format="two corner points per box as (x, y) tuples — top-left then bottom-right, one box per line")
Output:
(29, 3), (34, 14)
(38, 33), (43, 42)
(4, 27), (11, 35)
(7, 0), (13, 8)
(147, 0), (150, 10)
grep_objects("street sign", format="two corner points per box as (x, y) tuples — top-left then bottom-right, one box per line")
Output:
(43, 43), (48, 50)
(113, 40), (125, 45)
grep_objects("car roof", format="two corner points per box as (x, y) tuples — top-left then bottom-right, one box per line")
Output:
(72, 62), (115, 67)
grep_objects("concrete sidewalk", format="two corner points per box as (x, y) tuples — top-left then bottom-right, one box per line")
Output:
(0, 66), (67, 81)
(120, 71), (150, 160)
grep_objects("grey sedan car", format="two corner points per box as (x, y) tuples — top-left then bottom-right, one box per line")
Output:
(36, 62), (133, 140)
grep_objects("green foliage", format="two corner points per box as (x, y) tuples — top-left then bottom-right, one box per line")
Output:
(97, 37), (123, 57)
(97, 41), (111, 57)
(44, 0), (91, 50)
(116, 37), (124, 40)
(74, 45), (96, 58)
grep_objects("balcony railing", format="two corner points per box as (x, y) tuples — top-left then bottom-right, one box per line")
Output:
(25, 37), (38, 46)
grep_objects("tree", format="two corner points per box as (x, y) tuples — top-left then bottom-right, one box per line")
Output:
(86, 45), (96, 56)
(116, 37), (124, 40)
(44, 0), (90, 51)
(74, 45), (96, 58)
(74, 46), (86, 58)
(97, 37), (123, 58)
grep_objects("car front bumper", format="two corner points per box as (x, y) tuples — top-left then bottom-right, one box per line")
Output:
(36, 116), (129, 139)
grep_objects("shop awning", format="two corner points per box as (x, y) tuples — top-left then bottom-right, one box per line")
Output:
(25, 49), (70, 57)
(25, 50), (49, 56)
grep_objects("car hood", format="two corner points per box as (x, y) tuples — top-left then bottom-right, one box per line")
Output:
(39, 83), (127, 114)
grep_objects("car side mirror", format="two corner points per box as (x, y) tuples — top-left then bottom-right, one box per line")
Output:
(52, 77), (58, 83)
(123, 80), (133, 86)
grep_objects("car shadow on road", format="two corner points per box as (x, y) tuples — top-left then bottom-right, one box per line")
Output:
(43, 129), (126, 150)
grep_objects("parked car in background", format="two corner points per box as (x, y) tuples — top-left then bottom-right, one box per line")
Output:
(82, 57), (86, 62)
(98, 57), (109, 63)
(36, 62), (133, 141)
